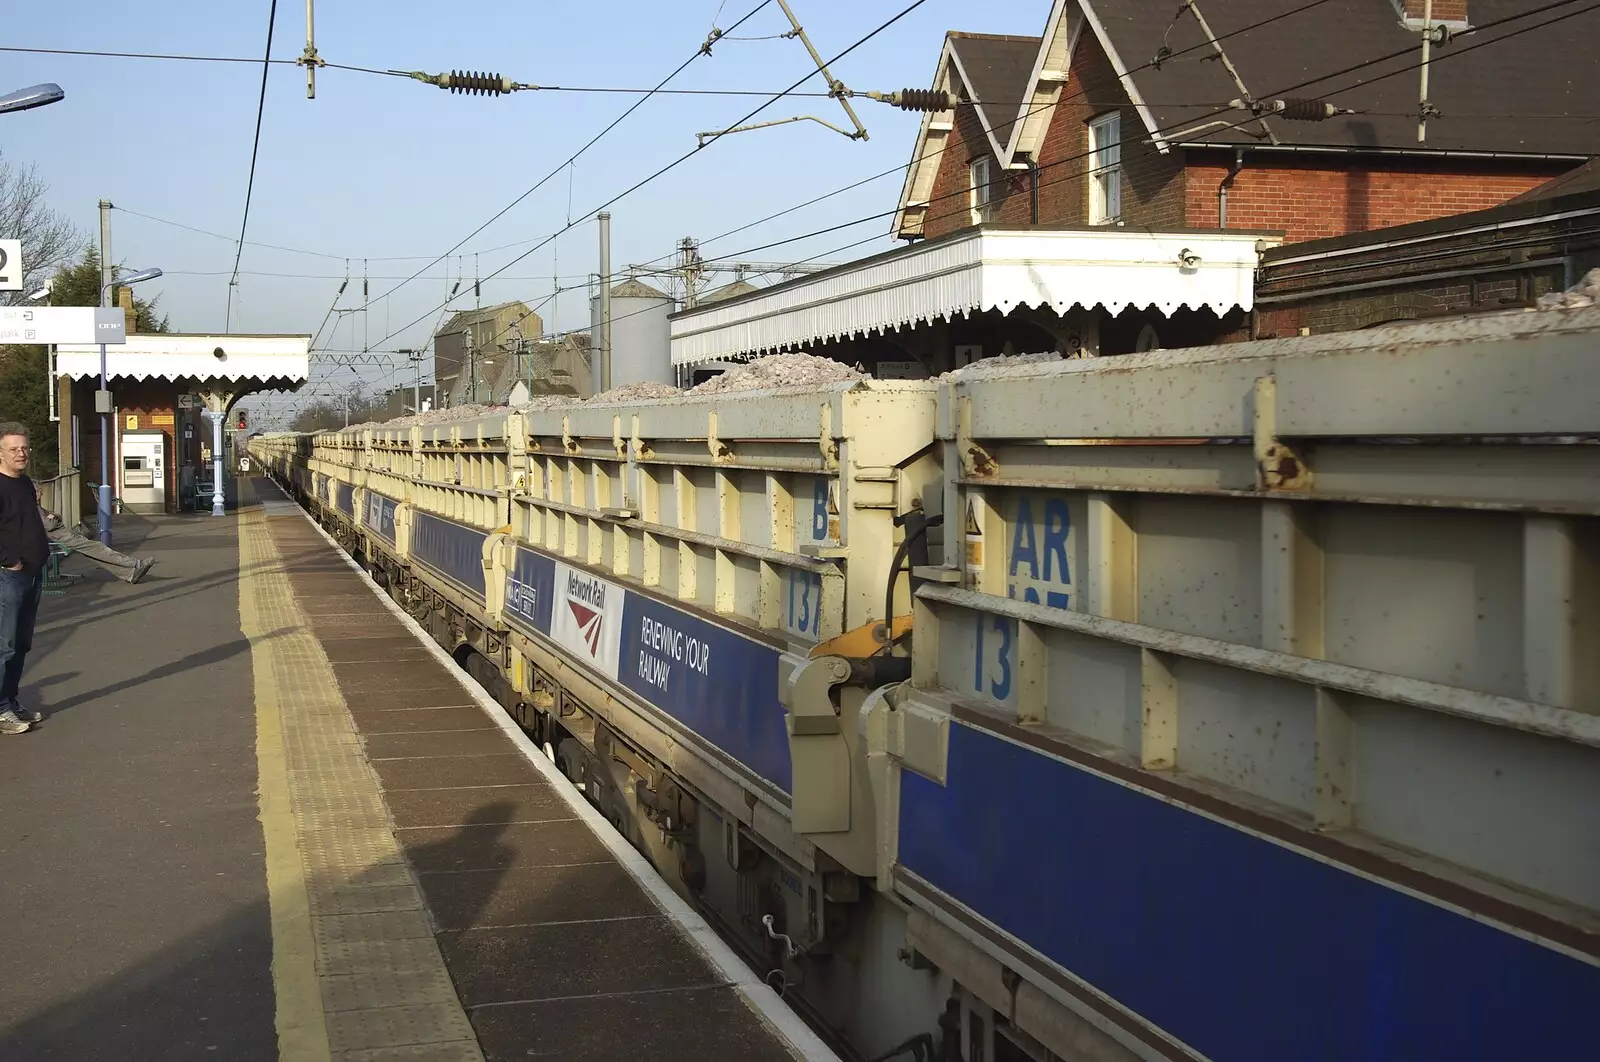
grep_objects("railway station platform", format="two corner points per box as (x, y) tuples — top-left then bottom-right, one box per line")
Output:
(0, 479), (824, 1062)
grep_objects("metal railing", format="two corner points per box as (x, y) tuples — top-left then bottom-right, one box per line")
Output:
(37, 467), (82, 530)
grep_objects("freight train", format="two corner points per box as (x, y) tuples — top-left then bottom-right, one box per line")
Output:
(252, 307), (1600, 1062)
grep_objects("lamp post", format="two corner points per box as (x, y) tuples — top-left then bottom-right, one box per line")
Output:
(97, 267), (162, 545)
(0, 83), (64, 114)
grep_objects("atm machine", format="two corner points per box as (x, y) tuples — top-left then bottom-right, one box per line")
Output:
(118, 431), (169, 514)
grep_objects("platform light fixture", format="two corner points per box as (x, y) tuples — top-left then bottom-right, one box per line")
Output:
(0, 83), (64, 114)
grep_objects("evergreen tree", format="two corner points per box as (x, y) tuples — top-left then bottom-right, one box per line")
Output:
(0, 249), (175, 477)
(49, 246), (171, 332)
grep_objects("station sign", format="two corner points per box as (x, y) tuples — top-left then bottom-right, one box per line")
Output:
(0, 306), (127, 345)
(0, 240), (21, 291)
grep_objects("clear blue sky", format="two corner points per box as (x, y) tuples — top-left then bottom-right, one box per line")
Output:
(4, 0), (1045, 412)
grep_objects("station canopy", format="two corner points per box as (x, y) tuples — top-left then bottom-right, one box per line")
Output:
(670, 227), (1273, 367)
(55, 333), (310, 389)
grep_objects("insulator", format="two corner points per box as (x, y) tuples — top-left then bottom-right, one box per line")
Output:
(895, 88), (951, 113)
(443, 70), (511, 97)
(1277, 97), (1339, 122)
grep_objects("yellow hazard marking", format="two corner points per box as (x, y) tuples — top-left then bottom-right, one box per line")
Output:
(964, 497), (984, 570)
(239, 507), (334, 1062)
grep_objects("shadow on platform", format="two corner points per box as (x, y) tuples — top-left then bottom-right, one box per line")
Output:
(0, 813), (518, 1061)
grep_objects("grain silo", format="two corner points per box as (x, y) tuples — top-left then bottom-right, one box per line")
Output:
(589, 277), (673, 393)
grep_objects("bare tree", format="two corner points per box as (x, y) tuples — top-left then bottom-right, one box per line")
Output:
(289, 385), (387, 432)
(0, 148), (85, 306)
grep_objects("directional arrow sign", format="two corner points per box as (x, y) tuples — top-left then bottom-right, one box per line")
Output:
(0, 307), (126, 344)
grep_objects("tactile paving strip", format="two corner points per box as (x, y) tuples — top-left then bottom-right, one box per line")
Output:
(334, 1043), (485, 1062)
(239, 512), (483, 1060)
(325, 1003), (477, 1053)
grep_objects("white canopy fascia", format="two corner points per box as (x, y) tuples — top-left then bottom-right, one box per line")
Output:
(670, 228), (1275, 367)
(55, 333), (311, 384)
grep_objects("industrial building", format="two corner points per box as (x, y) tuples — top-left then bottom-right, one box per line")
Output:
(432, 301), (544, 403)
(588, 278), (673, 393)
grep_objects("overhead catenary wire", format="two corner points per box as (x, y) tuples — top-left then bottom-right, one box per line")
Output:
(225, 0), (280, 332)
(625, 0), (1346, 274)
(99, 0), (1325, 272)
(355, 0), (776, 319)
(114, 206), (442, 262)
(367, 0), (937, 355)
(492, 0), (1347, 313)
(0, 44), (1145, 102)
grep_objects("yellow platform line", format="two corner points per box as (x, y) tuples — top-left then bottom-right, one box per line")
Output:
(242, 508), (334, 1062)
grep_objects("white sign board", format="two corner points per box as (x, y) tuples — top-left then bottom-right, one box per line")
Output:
(178, 394), (197, 409)
(0, 240), (21, 292)
(0, 307), (126, 345)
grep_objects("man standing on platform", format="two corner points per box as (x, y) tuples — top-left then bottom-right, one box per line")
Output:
(0, 422), (48, 735)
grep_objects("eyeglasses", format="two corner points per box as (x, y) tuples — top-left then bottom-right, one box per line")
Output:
(1, 446), (28, 455)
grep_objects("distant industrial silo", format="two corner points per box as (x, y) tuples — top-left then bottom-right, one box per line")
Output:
(589, 277), (673, 393)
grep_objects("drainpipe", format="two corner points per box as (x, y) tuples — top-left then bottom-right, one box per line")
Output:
(1027, 157), (1040, 224)
(1218, 148), (1245, 228)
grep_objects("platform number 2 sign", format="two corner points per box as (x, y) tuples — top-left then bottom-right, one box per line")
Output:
(0, 240), (22, 292)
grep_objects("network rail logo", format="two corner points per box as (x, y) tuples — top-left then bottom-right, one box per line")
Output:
(552, 564), (625, 680)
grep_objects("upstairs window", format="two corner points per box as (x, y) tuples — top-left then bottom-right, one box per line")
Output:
(970, 156), (996, 225)
(1088, 112), (1122, 224)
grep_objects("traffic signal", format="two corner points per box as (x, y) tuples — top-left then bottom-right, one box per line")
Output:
(236, 410), (248, 430)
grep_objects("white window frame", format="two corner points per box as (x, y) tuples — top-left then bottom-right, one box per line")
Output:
(1088, 112), (1123, 225)
(969, 156), (995, 225)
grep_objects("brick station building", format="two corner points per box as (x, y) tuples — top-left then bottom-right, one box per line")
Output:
(896, 1), (1599, 247)
(53, 333), (308, 517)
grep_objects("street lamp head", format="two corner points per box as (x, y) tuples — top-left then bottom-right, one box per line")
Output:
(102, 267), (163, 302)
(0, 83), (65, 115)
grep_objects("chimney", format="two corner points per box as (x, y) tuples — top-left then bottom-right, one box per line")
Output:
(1401, 1), (1467, 22)
(118, 286), (136, 334)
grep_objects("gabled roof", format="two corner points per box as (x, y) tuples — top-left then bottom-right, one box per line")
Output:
(894, 4), (1077, 239)
(436, 301), (527, 336)
(949, 33), (1042, 158)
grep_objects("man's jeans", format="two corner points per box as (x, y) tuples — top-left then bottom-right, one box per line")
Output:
(0, 566), (43, 710)
(49, 527), (138, 576)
